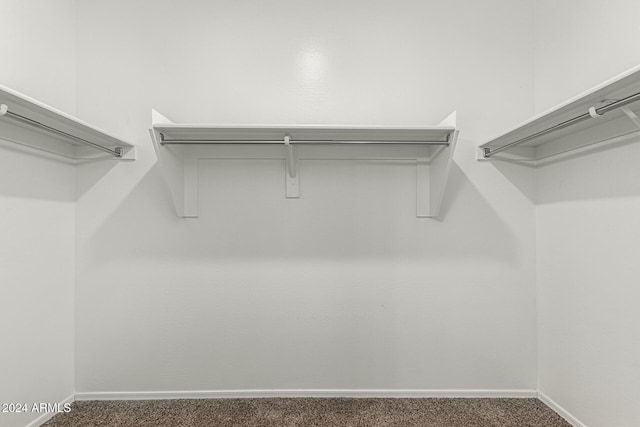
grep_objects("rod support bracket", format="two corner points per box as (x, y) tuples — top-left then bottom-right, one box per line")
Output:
(284, 135), (296, 178)
(283, 135), (299, 198)
(0, 104), (7, 116)
(588, 106), (603, 118)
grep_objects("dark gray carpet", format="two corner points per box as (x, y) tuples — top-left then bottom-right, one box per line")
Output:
(42, 398), (571, 426)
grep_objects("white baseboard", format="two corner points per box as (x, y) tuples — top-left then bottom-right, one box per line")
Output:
(74, 389), (537, 401)
(26, 394), (75, 427)
(538, 392), (587, 427)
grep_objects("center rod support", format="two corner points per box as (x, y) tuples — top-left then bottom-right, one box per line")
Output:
(284, 135), (296, 179)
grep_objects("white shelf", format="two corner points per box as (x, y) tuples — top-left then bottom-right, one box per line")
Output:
(0, 84), (135, 160)
(154, 123), (454, 145)
(150, 110), (459, 219)
(479, 64), (640, 166)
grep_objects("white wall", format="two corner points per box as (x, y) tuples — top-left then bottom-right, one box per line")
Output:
(10, 4), (640, 425)
(0, 1), (77, 426)
(534, 0), (640, 113)
(534, 1), (640, 426)
(0, 0), (76, 114)
(73, 0), (538, 394)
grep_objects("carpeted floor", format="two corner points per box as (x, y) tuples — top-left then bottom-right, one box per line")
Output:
(42, 398), (571, 426)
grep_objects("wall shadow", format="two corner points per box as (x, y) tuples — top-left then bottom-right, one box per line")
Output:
(483, 136), (640, 206)
(83, 158), (520, 265)
(536, 137), (640, 205)
(0, 141), (75, 202)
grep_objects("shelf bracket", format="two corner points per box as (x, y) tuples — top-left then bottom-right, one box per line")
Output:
(183, 157), (199, 217)
(416, 156), (430, 217)
(425, 129), (459, 218)
(150, 110), (199, 217)
(620, 106), (640, 130)
(284, 135), (299, 198)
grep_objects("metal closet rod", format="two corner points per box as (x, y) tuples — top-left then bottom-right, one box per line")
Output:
(1, 106), (124, 158)
(484, 90), (640, 158)
(159, 134), (451, 146)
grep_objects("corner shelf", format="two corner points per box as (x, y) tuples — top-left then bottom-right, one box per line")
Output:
(150, 110), (459, 218)
(0, 84), (135, 160)
(478, 64), (640, 166)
